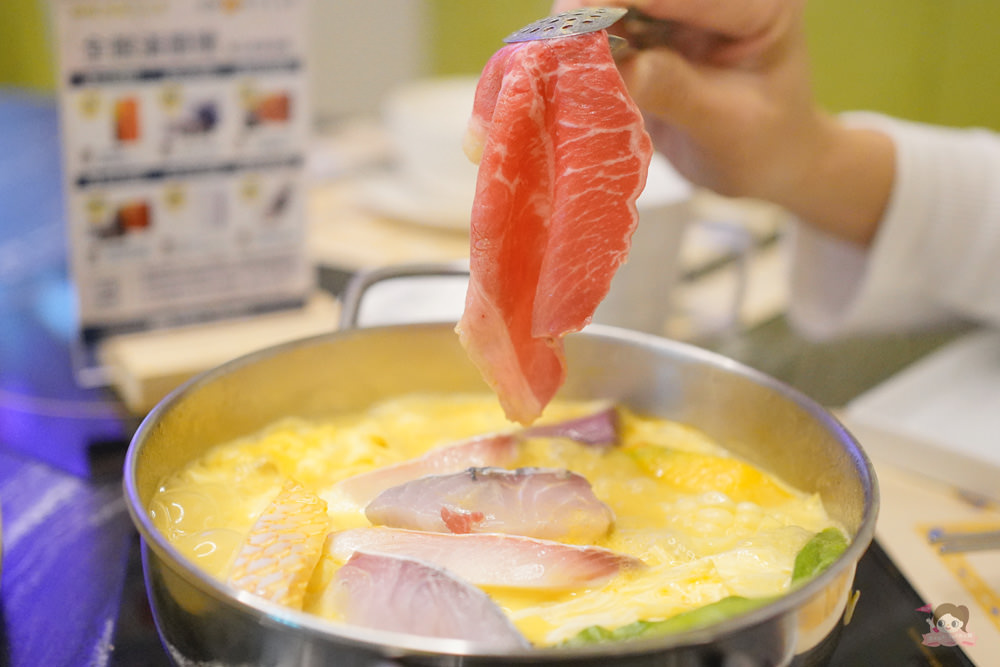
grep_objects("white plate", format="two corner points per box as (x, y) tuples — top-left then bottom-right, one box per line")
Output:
(357, 174), (473, 232)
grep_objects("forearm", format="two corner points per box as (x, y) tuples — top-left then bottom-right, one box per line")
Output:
(775, 116), (896, 247)
(570, 0), (897, 246)
(789, 114), (1000, 338)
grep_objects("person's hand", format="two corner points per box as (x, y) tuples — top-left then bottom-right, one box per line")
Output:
(552, 0), (894, 245)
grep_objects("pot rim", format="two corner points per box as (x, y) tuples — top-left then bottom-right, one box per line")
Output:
(123, 321), (879, 658)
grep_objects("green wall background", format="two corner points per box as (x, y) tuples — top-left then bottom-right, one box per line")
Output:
(3, 0), (998, 131)
(426, 0), (1000, 132)
(0, 0), (55, 90)
(805, 0), (1000, 130)
(425, 0), (551, 75)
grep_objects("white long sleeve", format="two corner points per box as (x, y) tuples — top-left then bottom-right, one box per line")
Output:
(787, 112), (1000, 340)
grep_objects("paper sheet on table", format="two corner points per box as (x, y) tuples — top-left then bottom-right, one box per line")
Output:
(869, 460), (1000, 666)
(843, 329), (1000, 501)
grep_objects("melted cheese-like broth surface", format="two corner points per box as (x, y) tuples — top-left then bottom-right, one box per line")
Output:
(150, 394), (839, 646)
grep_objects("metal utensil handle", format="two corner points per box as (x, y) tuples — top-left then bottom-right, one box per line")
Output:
(620, 9), (676, 51)
(338, 261), (470, 331)
(503, 7), (627, 43)
(503, 7), (674, 53)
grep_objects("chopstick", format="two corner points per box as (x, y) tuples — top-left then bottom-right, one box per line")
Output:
(928, 528), (1000, 554)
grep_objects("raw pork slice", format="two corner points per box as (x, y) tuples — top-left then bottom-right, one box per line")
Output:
(457, 31), (653, 425)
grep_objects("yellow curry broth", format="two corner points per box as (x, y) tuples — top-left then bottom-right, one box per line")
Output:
(149, 394), (839, 647)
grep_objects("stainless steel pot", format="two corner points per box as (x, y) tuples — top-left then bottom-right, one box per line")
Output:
(123, 316), (877, 666)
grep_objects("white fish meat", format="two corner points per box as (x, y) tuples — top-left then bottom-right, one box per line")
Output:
(328, 551), (530, 649)
(365, 467), (614, 542)
(333, 434), (519, 507)
(326, 527), (643, 590)
(331, 409), (618, 510)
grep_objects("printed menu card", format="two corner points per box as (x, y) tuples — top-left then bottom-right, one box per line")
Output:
(52, 0), (313, 383)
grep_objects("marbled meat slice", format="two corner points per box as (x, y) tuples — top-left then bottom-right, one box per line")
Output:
(457, 31), (653, 425)
(328, 551), (530, 649)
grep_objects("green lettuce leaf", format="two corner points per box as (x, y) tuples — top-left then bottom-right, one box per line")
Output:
(562, 527), (850, 647)
(791, 527), (848, 584)
(561, 595), (772, 647)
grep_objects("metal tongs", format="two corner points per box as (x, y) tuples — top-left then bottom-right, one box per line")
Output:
(503, 6), (674, 55)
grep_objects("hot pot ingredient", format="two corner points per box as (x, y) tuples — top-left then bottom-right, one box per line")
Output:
(331, 433), (519, 507)
(330, 551), (530, 650)
(364, 466), (614, 542)
(792, 527), (850, 584)
(521, 405), (620, 447)
(326, 527), (640, 591)
(331, 404), (620, 509)
(226, 480), (329, 608)
(457, 30), (653, 426)
(150, 394), (843, 648)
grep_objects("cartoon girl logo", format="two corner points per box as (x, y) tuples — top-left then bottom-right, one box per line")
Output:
(918, 603), (976, 647)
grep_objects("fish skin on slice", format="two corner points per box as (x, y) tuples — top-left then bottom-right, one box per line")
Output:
(226, 480), (330, 609)
(326, 526), (643, 590)
(364, 466), (614, 543)
(332, 433), (519, 507)
(331, 408), (619, 510)
(328, 551), (530, 650)
(522, 405), (620, 447)
(457, 31), (653, 426)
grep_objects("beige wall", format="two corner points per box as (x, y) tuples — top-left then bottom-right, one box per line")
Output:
(307, 1), (430, 123)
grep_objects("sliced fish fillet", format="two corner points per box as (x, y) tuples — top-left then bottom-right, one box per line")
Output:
(522, 405), (620, 447)
(333, 433), (519, 507)
(227, 480), (329, 608)
(326, 526), (642, 590)
(365, 466), (614, 542)
(328, 551), (530, 649)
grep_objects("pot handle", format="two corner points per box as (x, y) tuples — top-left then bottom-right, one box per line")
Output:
(338, 260), (470, 330)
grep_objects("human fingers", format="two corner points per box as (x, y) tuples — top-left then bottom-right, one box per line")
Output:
(616, 46), (788, 196)
(554, 0), (788, 41)
(551, 0), (586, 13)
(617, 47), (716, 129)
